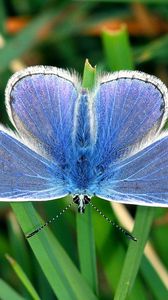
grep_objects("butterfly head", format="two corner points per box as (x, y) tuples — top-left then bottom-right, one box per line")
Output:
(73, 194), (91, 213)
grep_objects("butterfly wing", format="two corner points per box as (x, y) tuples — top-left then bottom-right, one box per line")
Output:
(91, 71), (168, 168)
(0, 129), (68, 201)
(6, 66), (80, 166)
(89, 71), (168, 206)
(95, 135), (168, 206)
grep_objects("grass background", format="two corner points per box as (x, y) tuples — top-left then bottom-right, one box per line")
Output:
(0, 1), (168, 299)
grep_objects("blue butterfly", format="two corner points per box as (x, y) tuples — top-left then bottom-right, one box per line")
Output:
(1, 66), (168, 215)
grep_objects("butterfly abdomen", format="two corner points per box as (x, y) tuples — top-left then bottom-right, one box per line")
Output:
(72, 90), (93, 148)
(68, 90), (95, 191)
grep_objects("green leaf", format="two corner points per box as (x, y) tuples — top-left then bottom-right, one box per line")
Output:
(11, 202), (98, 300)
(0, 279), (26, 300)
(6, 254), (41, 300)
(77, 206), (98, 295)
(102, 25), (134, 71)
(101, 25), (161, 300)
(140, 255), (168, 300)
(76, 59), (98, 295)
(134, 34), (168, 64)
(114, 207), (155, 300)
(93, 199), (148, 300)
(82, 59), (96, 89)
(7, 212), (32, 279)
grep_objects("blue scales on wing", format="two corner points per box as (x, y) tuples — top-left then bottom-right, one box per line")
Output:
(6, 66), (79, 168)
(0, 130), (68, 201)
(95, 135), (168, 206)
(2, 66), (82, 200)
(89, 71), (168, 206)
(91, 71), (166, 168)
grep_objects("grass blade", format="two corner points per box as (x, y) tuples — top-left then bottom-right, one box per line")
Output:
(76, 59), (98, 295)
(7, 211), (32, 279)
(11, 202), (98, 300)
(82, 59), (96, 89)
(102, 25), (161, 300)
(134, 34), (168, 64)
(141, 255), (168, 300)
(6, 254), (41, 300)
(114, 206), (155, 300)
(77, 206), (98, 295)
(0, 279), (26, 300)
(102, 24), (134, 71)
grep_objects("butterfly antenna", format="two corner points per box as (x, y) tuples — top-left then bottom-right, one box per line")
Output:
(89, 202), (137, 242)
(26, 202), (73, 239)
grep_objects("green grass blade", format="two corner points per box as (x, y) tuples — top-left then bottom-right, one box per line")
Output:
(76, 59), (98, 295)
(0, 0), (6, 35)
(6, 254), (41, 300)
(114, 207), (155, 300)
(140, 255), (168, 300)
(102, 25), (134, 71)
(11, 202), (98, 300)
(82, 59), (96, 89)
(134, 34), (168, 64)
(0, 279), (26, 300)
(102, 26), (160, 300)
(77, 206), (98, 295)
(7, 212), (32, 279)
(93, 199), (148, 299)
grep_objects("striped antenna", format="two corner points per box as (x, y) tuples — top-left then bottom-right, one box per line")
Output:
(26, 202), (73, 238)
(89, 202), (137, 242)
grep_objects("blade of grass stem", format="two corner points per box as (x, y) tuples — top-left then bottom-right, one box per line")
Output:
(76, 59), (98, 295)
(114, 206), (155, 300)
(7, 212), (32, 298)
(141, 255), (168, 300)
(0, 0), (6, 35)
(11, 202), (98, 300)
(102, 24), (134, 71)
(77, 206), (98, 295)
(82, 59), (96, 89)
(93, 200), (148, 300)
(102, 25), (160, 300)
(6, 254), (41, 300)
(7, 212), (32, 279)
(134, 34), (168, 64)
(0, 279), (26, 300)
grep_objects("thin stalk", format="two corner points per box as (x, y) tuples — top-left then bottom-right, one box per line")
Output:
(102, 24), (134, 71)
(114, 207), (155, 300)
(102, 25), (158, 300)
(76, 59), (98, 295)
(11, 202), (98, 300)
(6, 254), (41, 300)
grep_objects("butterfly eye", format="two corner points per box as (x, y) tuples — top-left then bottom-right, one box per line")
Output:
(84, 195), (91, 205)
(73, 195), (80, 204)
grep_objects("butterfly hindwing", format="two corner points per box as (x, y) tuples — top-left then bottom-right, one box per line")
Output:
(95, 135), (168, 206)
(0, 130), (68, 201)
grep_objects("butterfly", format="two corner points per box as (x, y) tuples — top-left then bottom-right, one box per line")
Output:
(1, 66), (168, 217)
